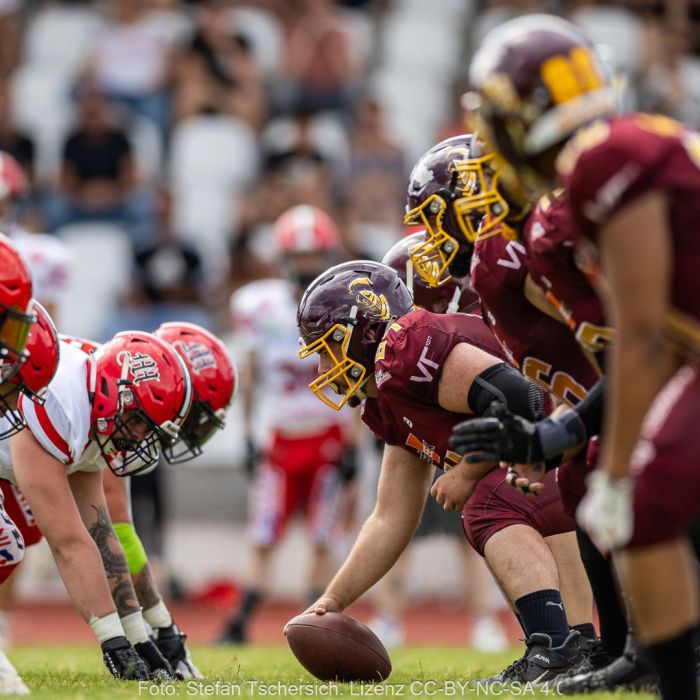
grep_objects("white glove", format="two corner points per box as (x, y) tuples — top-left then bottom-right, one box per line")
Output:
(576, 470), (634, 552)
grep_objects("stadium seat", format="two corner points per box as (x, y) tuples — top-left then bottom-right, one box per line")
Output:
(22, 4), (104, 79)
(229, 6), (283, 77)
(56, 222), (132, 340)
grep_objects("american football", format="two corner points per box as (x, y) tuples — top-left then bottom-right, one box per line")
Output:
(284, 612), (392, 682)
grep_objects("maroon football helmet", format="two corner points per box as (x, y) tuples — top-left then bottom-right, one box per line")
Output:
(404, 135), (475, 286)
(470, 14), (616, 185)
(382, 232), (479, 314)
(297, 261), (414, 410)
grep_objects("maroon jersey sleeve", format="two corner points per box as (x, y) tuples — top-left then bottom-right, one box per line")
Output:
(525, 192), (608, 342)
(560, 112), (700, 332)
(377, 309), (503, 406)
(359, 310), (504, 470)
(559, 115), (684, 238)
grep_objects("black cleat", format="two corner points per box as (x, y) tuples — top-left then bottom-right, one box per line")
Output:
(216, 618), (247, 645)
(556, 638), (658, 694)
(484, 630), (584, 687)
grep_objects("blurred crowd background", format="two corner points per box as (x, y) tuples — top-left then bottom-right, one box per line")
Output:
(2, 0), (697, 602)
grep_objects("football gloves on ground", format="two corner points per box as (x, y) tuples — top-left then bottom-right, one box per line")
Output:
(101, 636), (149, 680)
(152, 623), (203, 679)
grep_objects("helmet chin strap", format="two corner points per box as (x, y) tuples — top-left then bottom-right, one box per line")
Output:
(446, 286), (461, 314)
(405, 259), (415, 299)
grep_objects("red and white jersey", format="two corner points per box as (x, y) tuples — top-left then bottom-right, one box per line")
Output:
(8, 226), (71, 309)
(0, 342), (105, 483)
(231, 278), (349, 437)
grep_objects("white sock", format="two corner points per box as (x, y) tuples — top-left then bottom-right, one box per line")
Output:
(88, 612), (124, 644)
(120, 611), (149, 644)
(143, 600), (172, 630)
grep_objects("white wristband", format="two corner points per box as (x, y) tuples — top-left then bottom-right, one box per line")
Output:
(120, 610), (149, 644)
(143, 600), (172, 630)
(89, 612), (124, 643)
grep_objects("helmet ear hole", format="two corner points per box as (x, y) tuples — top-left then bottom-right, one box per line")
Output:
(101, 377), (109, 395)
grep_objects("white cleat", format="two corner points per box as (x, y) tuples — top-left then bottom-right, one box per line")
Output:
(368, 616), (405, 649)
(470, 615), (509, 653)
(0, 651), (29, 695)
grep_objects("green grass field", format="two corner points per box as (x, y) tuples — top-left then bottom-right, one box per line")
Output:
(8, 645), (657, 699)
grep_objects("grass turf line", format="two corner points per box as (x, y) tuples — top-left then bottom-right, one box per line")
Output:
(9, 645), (657, 699)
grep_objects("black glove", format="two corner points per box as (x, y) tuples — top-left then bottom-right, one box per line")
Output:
(449, 402), (545, 464)
(134, 639), (176, 681)
(153, 622), (203, 679)
(336, 447), (358, 483)
(244, 438), (259, 478)
(101, 636), (149, 680)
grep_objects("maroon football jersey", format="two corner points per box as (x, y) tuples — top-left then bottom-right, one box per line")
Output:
(524, 192), (613, 362)
(560, 113), (700, 333)
(361, 309), (504, 469)
(471, 227), (599, 404)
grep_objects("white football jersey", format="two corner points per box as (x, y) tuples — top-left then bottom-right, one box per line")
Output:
(9, 226), (71, 308)
(0, 342), (105, 484)
(231, 278), (347, 437)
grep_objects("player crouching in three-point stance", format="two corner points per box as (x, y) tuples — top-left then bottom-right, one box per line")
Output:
(469, 13), (700, 699)
(8, 330), (191, 681)
(296, 260), (593, 686)
(98, 321), (236, 677)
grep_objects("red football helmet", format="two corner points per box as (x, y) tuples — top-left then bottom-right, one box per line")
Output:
(0, 152), (28, 230)
(297, 260), (414, 410)
(154, 322), (236, 464)
(470, 14), (615, 185)
(273, 205), (340, 254)
(273, 205), (341, 293)
(0, 234), (35, 383)
(90, 331), (193, 476)
(382, 232), (479, 314)
(0, 302), (60, 439)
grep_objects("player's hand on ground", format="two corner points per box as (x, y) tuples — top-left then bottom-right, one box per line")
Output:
(101, 636), (150, 680)
(153, 623), (203, 679)
(134, 639), (177, 681)
(577, 470), (634, 552)
(301, 594), (344, 616)
(505, 462), (546, 498)
(431, 462), (478, 512)
(449, 402), (544, 464)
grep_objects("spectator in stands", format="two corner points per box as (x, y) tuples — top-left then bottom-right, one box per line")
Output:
(638, 18), (700, 127)
(103, 186), (211, 337)
(0, 0), (21, 80)
(173, 0), (266, 129)
(340, 94), (405, 258)
(0, 85), (34, 186)
(276, 0), (362, 113)
(85, 0), (174, 133)
(45, 84), (153, 245)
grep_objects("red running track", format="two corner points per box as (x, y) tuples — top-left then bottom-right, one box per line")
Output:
(11, 601), (523, 646)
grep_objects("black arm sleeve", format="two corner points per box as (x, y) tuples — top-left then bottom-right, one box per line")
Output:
(467, 362), (545, 420)
(572, 377), (605, 437)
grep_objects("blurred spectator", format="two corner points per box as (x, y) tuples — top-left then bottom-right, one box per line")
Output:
(275, 0), (363, 113)
(174, 0), (266, 129)
(104, 186), (211, 336)
(638, 19), (700, 127)
(0, 0), (21, 79)
(341, 94), (405, 259)
(45, 84), (153, 245)
(85, 0), (174, 133)
(0, 85), (35, 186)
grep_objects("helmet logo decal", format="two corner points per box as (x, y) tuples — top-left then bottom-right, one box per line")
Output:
(173, 340), (216, 375)
(409, 162), (435, 192)
(117, 350), (161, 383)
(348, 277), (391, 320)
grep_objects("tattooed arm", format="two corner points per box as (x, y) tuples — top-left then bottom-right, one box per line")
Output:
(101, 469), (162, 611)
(68, 470), (141, 618)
